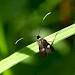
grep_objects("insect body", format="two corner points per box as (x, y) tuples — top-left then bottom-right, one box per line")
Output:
(37, 35), (55, 58)
(15, 12), (56, 58)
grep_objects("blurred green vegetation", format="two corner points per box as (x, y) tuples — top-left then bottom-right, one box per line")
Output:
(0, 0), (75, 75)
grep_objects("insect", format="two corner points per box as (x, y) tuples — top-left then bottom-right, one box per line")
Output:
(15, 12), (56, 58)
(37, 35), (55, 58)
(36, 12), (57, 58)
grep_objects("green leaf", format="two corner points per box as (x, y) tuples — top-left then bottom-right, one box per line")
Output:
(0, 23), (75, 73)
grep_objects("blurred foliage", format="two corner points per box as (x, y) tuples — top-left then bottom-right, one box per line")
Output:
(0, 0), (75, 75)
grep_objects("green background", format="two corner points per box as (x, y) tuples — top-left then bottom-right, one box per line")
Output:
(0, 0), (75, 75)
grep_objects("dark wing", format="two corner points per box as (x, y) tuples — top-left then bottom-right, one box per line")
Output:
(43, 40), (55, 53)
(38, 38), (55, 58)
(39, 46), (47, 58)
(38, 39), (47, 58)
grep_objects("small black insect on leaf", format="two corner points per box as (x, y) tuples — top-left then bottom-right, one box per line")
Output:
(37, 35), (55, 58)
(15, 12), (56, 58)
(36, 12), (57, 58)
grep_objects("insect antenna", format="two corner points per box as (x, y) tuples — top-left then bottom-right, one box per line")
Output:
(15, 35), (36, 45)
(38, 12), (51, 36)
(15, 12), (52, 45)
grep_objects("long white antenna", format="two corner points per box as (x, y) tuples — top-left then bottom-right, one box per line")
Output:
(15, 38), (24, 44)
(15, 12), (52, 44)
(15, 36), (36, 44)
(38, 12), (51, 35)
(42, 12), (51, 23)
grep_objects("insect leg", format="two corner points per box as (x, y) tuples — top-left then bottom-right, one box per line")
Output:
(51, 32), (58, 46)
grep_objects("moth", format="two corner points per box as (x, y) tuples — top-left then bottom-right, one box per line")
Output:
(36, 12), (56, 58)
(15, 12), (56, 58)
(37, 35), (55, 58)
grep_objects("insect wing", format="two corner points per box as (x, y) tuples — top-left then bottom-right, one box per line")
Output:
(39, 47), (47, 58)
(37, 37), (47, 58)
(46, 44), (55, 53)
(38, 38), (50, 58)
